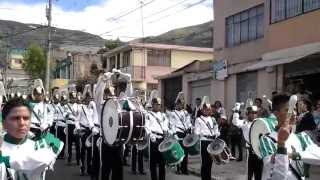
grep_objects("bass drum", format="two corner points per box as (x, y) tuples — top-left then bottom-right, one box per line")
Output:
(249, 118), (272, 159)
(101, 97), (145, 145)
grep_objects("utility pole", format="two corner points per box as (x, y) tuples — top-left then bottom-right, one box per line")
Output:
(139, 0), (147, 102)
(45, 0), (52, 91)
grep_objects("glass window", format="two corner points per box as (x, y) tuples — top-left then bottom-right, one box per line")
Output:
(226, 4), (264, 47)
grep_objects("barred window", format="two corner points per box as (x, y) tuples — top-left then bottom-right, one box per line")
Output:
(122, 50), (131, 68)
(109, 56), (116, 71)
(226, 4), (264, 47)
(147, 49), (171, 66)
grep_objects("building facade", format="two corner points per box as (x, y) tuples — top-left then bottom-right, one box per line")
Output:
(213, 0), (320, 114)
(102, 43), (213, 100)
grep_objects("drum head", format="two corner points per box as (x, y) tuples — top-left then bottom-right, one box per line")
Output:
(158, 138), (176, 152)
(249, 118), (271, 159)
(101, 99), (120, 145)
(207, 138), (225, 155)
(183, 134), (199, 147)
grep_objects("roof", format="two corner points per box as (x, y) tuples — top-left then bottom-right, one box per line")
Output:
(104, 42), (213, 55)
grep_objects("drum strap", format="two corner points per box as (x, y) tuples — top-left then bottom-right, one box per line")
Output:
(149, 111), (165, 134)
(81, 106), (90, 123)
(265, 134), (303, 180)
(174, 111), (187, 131)
(200, 117), (214, 137)
(67, 103), (77, 117)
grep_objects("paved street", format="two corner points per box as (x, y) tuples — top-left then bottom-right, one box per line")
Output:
(47, 155), (320, 180)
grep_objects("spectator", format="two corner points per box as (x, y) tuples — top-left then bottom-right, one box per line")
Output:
(313, 99), (320, 128)
(229, 113), (243, 161)
(192, 98), (202, 123)
(218, 114), (230, 146)
(254, 98), (269, 118)
(210, 104), (219, 120)
(296, 99), (316, 133)
(214, 100), (226, 117)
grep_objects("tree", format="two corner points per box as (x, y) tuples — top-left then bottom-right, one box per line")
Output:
(105, 38), (123, 50)
(23, 44), (46, 81)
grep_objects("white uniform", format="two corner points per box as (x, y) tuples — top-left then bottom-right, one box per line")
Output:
(0, 134), (63, 180)
(168, 110), (192, 138)
(259, 131), (320, 180)
(64, 103), (80, 125)
(232, 112), (252, 147)
(145, 111), (172, 140)
(51, 103), (66, 127)
(194, 115), (220, 140)
(76, 101), (98, 131)
(31, 101), (54, 131)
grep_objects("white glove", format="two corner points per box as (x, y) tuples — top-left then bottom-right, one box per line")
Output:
(150, 134), (156, 143)
(103, 72), (112, 81)
(174, 135), (179, 140)
(40, 123), (49, 132)
(92, 127), (99, 135)
(232, 102), (241, 112)
(233, 112), (240, 121)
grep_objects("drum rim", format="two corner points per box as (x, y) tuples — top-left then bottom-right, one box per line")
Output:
(207, 138), (226, 155)
(249, 118), (271, 159)
(158, 138), (178, 152)
(183, 134), (200, 147)
(101, 99), (120, 145)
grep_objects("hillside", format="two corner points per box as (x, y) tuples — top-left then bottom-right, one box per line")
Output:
(143, 21), (213, 48)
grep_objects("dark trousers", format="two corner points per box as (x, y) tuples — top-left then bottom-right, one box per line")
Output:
(123, 144), (130, 165)
(247, 149), (263, 180)
(56, 126), (66, 159)
(131, 145), (144, 173)
(230, 135), (243, 160)
(67, 124), (80, 164)
(150, 139), (165, 180)
(201, 141), (213, 180)
(177, 132), (188, 174)
(80, 129), (92, 174)
(101, 142), (123, 180)
(90, 135), (100, 180)
(50, 122), (56, 135)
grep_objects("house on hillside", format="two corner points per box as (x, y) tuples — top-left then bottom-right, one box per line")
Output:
(102, 42), (213, 101)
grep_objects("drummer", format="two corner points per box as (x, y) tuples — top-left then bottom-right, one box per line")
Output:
(93, 69), (133, 180)
(145, 90), (172, 180)
(232, 103), (263, 180)
(169, 92), (192, 175)
(194, 96), (220, 180)
(258, 94), (320, 180)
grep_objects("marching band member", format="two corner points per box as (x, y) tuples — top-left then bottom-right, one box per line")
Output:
(259, 94), (320, 180)
(0, 98), (63, 179)
(232, 103), (263, 180)
(76, 84), (99, 176)
(168, 92), (192, 175)
(145, 90), (171, 180)
(64, 84), (81, 165)
(194, 96), (220, 180)
(29, 79), (54, 140)
(94, 69), (133, 180)
(53, 90), (67, 159)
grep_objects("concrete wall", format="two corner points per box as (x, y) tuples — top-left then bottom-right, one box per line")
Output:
(171, 50), (212, 68)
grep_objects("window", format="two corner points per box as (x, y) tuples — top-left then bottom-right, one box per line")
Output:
(14, 59), (22, 64)
(122, 50), (131, 67)
(226, 4), (264, 47)
(116, 54), (120, 69)
(147, 49), (171, 66)
(271, 0), (320, 23)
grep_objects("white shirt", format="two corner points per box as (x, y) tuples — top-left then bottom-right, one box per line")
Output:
(194, 115), (220, 140)
(145, 111), (171, 139)
(76, 101), (98, 130)
(51, 103), (66, 127)
(169, 110), (192, 134)
(31, 101), (54, 130)
(64, 103), (80, 125)
(0, 134), (63, 180)
(232, 112), (252, 147)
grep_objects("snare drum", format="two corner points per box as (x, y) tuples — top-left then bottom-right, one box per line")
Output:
(207, 138), (232, 165)
(158, 138), (185, 166)
(136, 135), (149, 151)
(183, 134), (200, 156)
(101, 97), (145, 145)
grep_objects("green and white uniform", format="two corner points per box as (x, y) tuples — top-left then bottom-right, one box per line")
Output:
(259, 127), (320, 180)
(0, 133), (63, 180)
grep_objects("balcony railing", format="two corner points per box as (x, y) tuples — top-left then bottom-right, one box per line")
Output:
(120, 66), (145, 81)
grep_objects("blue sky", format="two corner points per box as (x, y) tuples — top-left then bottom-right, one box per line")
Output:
(4, 0), (105, 11)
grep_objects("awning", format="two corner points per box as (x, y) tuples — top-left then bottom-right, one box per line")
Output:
(243, 42), (320, 71)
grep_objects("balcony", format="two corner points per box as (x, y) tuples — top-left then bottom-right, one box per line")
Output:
(120, 66), (145, 81)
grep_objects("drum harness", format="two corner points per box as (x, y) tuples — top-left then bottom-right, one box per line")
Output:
(200, 117), (216, 140)
(149, 111), (166, 139)
(261, 133), (303, 180)
(174, 111), (188, 134)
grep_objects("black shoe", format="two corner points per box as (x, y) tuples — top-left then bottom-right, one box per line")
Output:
(182, 171), (189, 175)
(139, 172), (146, 175)
(236, 158), (243, 162)
(131, 171), (137, 175)
(77, 161), (80, 166)
(80, 167), (85, 176)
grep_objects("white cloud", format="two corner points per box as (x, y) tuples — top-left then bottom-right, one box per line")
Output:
(0, 0), (213, 41)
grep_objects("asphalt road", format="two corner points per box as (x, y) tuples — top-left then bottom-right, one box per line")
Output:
(46, 160), (201, 180)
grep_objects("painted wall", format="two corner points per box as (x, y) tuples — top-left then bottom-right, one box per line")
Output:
(170, 50), (212, 68)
